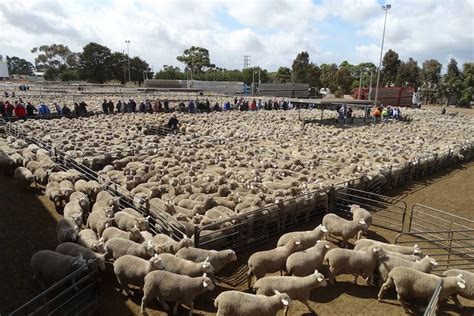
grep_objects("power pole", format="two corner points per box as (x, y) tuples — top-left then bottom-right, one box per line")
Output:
(125, 40), (131, 83)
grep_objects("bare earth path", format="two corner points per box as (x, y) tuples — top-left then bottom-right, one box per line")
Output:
(1, 161), (473, 315)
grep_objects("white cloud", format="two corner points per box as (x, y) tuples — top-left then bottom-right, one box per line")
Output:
(0, 0), (472, 72)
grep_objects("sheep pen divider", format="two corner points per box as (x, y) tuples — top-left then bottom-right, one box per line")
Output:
(8, 263), (99, 316)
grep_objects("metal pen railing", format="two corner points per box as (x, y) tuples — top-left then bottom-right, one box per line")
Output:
(424, 278), (443, 316)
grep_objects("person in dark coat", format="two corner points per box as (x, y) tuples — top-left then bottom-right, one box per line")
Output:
(79, 101), (88, 115)
(108, 100), (114, 113)
(167, 114), (179, 130)
(116, 100), (122, 113)
(74, 102), (80, 115)
(26, 102), (37, 116)
(102, 99), (108, 114)
(164, 99), (169, 112)
(62, 104), (72, 115)
(0, 101), (5, 118)
(139, 101), (146, 113)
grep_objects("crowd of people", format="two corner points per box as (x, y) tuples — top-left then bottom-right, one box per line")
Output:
(0, 97), (90, 120)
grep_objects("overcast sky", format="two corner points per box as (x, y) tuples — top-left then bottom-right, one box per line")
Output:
(0, 0), (473, 72)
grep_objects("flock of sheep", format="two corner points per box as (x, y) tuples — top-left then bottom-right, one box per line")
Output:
(1, 98), (473, 315)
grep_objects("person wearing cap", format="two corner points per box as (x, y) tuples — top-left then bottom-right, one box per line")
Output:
(167, 114), (179, 131)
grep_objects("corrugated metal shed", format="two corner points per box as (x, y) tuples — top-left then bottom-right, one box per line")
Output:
(0, 62), (9, 79)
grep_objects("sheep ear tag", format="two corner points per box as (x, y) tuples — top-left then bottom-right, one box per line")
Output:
(358, 219), (366, 225)
(274, 290), (281, 295)
(281, 299), (289, 306)
(317, 277), (324, 282)
(295, 240), (301, 245)
(321, 226), (328, 233)
(325, 244), (330, 249)
(457, 281), (466, 289)
(203, 280), (208, 288)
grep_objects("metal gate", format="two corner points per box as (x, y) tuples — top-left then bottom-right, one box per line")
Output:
(331, 187), (408, 233)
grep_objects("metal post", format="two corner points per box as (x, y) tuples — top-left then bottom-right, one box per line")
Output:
(125, 40), (131, 83)
(252, 70), (255, 95)
(258, 70), (261, 96)
(368, 72), (373, 100)
(374, 5), (391, 106)
(358, 72), (363, 100)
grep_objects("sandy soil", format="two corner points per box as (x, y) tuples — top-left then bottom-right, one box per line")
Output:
(1, 162), (473, 316)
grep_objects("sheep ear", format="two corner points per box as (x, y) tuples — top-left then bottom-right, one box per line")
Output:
(281, 299), (289, 306)
(99, 237), (104, 243)
(430, 259), (438, 266)
(203, 273), (207, 278)
(320, 225), (328, 233)
(325, 244), (330, 249)
(358, 219), (366, 225)
(274, 290), (281, 295)
(457, 273), (464, 279)
(457, 281), (466, 289)
(203, 280), (208, 288)
(317, 277), (324, 282)
(314, 270), (319, 274)
(373, 247), (379, 253)
(204, 257), (209, 263)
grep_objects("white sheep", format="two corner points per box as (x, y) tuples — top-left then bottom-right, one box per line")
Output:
(214, 290), (292, 316)
(30, 250), (88, 288)
(102, 226), (143, 242)
(113, 254), (163, 296)
(277, 224), (328, 249)
(56, 218), (79, 243)
(378, 266), (466, 314)
(442, 269), (474, 308)
(55, 242), (106, 270)
(63, 200), (84, 226)
(59, 180), (75, 201)
(87, 212), (113, 237)
(254, 270), (327, 315)
(77, 228), (106, 253)
(378, 255), (438, 285)
(45, 181), (62, 205)
(105, 238), (155, 260)
(114, 211), (149, 231)
(159, 253), (214, 278)
(324, 246), (386, 285)
(33, 168), (51, 186)
(349, 204), (372, 238)
(141, 270), (214, 315)
(322, 213), (367, 247)
(354, 239), (422, 256)
(69, 191), (91, 213)
(13, 166), (34, 190)
(286, 240), (332, 276)
(175, 247), (237, 274)
(247, 238), (303, 288)
(152, 234), (194, 254)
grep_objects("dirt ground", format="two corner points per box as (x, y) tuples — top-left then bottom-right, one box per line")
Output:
(1, 161), (473, 316)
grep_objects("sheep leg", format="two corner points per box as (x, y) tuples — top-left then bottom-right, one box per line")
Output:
(353, 274), (359, 284)
(328, 266), (336, 285)
(187, 302), (194, 316)
(172, 300), (180, 315)
(247, 270), (253, 289)
(367, 273), (374, 286)
(450, 294), (463, 310)
(302, 299), (316, 315)
(158, 296), (171, 311)
(377, 278), (393, 301)
(115, 276), (131, 296)
(140, 296), (148, 315)
(283, 305), (290, 316)
(398, 294), (411, 314)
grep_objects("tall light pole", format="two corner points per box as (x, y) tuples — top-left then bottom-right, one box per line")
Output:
(125, 40), (131, 83)
(374, 4), (391, 106)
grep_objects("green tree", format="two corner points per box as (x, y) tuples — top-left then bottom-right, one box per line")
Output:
(396, 57), (420, 87)
(291, 51), (310, 83)
(242, 67), (269, 85)
(382, 49), (401, 86)
(129, 56), (152, 83)
(176, 46), (213, 77)
(335, 65), (353, 94)
(155, 65), (186, 80)
(31, 44), (76, 80)
(6, 56), (34, 75)
(79, 42), (112, 83)
(60, 68), (80, 81)
(307, 63), (321, 88)
(420, 59), (442, 104)
(458, 63), (473, 107)
(442, 58), (463, 106)
(320, 63), (338, 92)
(273, 67), (292, 83)
(108, 52), (128, 83)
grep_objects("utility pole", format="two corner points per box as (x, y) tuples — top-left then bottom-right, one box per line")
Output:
(374, 4), (391, 106)
(125, 40), (131, 83)
(252, 69), (255, 95)
(358, 71), (363, 100)
(368, 72), (373, 100)
(122, 50), (126, 84)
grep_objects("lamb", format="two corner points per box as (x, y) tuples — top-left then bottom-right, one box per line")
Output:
(141, 270), (215, 315)
(59, 180), (75, 201)
(175, 247), (237, 274)
(378, 266), (466, 314)
(113, 254), (163, 295)
(87, 211), (114, 236)
(350, 204), (372, 238)
(105, 238), (155, 260)
(152, 234), (194, 254)
(30, 250), (88, 288)
(442, 269), (474, 308)
(214, 290), (292, 316)
(122, 207), (145, 218)
(95, 190), (117, 203)
(13, 166), (34, 190)
(253, 270), (327, 315)
(114, 211), (149, 231)
(247, 238), (303, 288)
(63, 200), (84, 226)
(102, 226), (143, 242)
(322, 213), (367, 247)
(91, 204), (114, 218)
(56, 218), (79, 243)
(378, 255), (438, 285)
(324, 246), (386, 285)
(92, 199), (119, 213)
(354, 239), (422, 256)
(55, 242), (106, 270)
(159, 253), (215, 278)
(45, 181), (63, 205)
(33, 168), (51, 186)
(77, 228), (106, 253)
(286, 240), (332, 276)
(69, 191), (91, 213)
(49, 170), (83, 183)
(178, 196), (215, 211)
(277, 224), (328, 249)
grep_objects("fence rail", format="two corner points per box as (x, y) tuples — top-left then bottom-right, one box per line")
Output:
(424, 278), (443, 316)
(8, 264), (99, 316)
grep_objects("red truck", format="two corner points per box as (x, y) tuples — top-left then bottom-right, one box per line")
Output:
(352, 87), (415, 107)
